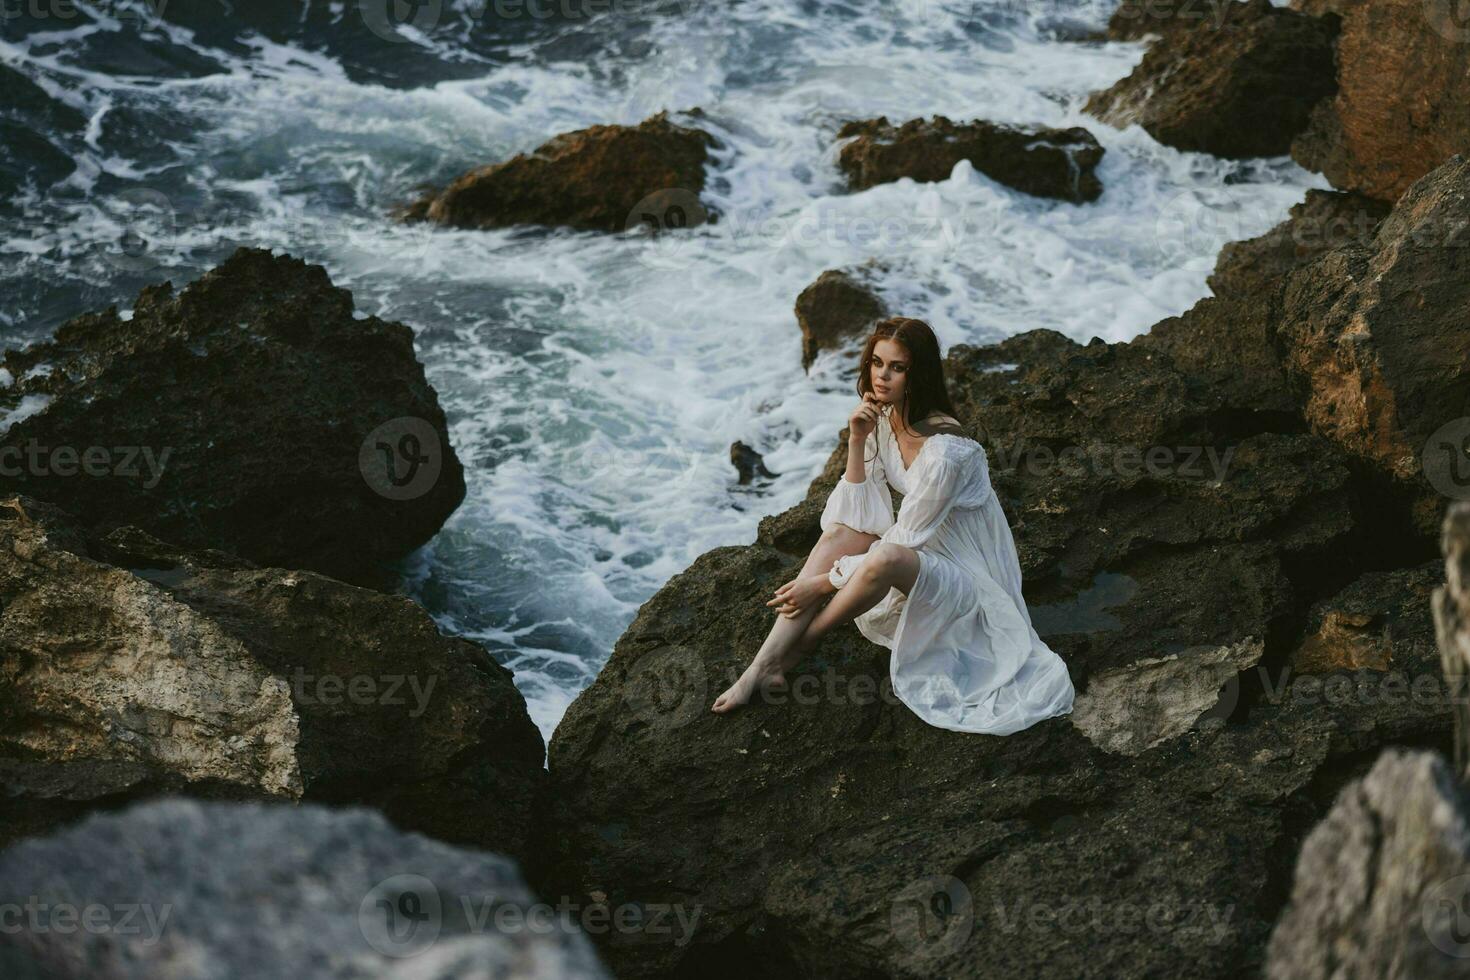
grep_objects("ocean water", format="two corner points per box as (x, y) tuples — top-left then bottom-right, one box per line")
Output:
(0, 0), (1327, 742)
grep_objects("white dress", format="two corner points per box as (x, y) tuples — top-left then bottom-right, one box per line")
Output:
(819, 410), (1076, 735)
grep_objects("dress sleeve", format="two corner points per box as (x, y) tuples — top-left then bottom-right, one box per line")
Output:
(818, 430), (895, 536)
(875, 445), (969, 550)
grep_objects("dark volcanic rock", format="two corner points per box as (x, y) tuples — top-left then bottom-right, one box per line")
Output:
(532, 304), (1451, 977)
(730, 441), (778, 485)
(0, 496), (544, 858)
(794, 268), (887, 371)
(0, 247), (465, 589)
(837, 116), (1104, 203)
(1085, 0), (1338, 159)
(1275, 156), (1470, 535)
(1291, 0), (1470, 202)
(1207, 189), (1389, 298)
(0, 798), (611, 979)
(399, 111), (716, 232)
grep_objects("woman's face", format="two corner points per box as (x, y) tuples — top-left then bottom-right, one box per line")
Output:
(869, 338), (909, 406)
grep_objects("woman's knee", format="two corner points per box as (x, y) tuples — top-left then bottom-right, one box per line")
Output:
(858, 542), (909, 582)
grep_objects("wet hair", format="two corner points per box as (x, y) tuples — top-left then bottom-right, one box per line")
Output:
(856, 316), (967, 465)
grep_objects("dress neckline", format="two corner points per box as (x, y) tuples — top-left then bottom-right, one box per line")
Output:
(882, 411), (954, 473)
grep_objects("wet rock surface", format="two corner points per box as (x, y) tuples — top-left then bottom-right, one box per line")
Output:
(1085, 0), (1338, 158)
(398, 111), (716, 233)
(794, 268), (888, 371)
(0, 247), (465, 589)
(837, 116), (1104, 203)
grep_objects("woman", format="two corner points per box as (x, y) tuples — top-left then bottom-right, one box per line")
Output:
(711, 316), (1075, 734)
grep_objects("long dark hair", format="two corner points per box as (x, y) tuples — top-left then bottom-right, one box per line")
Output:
(856, 316), (965, 466)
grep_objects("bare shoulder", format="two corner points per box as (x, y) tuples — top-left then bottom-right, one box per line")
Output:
(919, 413), (968, 437)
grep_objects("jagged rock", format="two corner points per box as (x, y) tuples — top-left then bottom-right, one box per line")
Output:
(1264, 750), (1470, 978)
(1275, 155), (1470, 535)
(0, 247), (465, 589)
(1071, 638), (1263, 755)
(1207, 189), (1389, 299)
(730, 441), (778, 485)
(1085, 0), (1338, 158)
(1291, 0), (1470, 202)
(1104, 0), (1237, 39)
(836, 116), (1104, 203)
(0, 798), (611, 979)
(794, 269), (887, 371)
(0, 496), (544, 858)
(1289, 562), (1439, 674)
(397, 111), (716, 232)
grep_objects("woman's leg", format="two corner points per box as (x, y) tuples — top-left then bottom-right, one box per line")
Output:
(774, 542), (920, 671)
(711, 523), (878, 713)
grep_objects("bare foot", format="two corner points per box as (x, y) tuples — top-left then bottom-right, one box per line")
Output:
(711, 657), (788, 714)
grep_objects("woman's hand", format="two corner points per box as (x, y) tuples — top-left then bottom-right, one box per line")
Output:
(767, 573), (832, 618)
(848, 392), (883, 443)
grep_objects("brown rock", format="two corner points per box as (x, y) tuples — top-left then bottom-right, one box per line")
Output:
(1291, 0), (1470, 202)
(1275, 155), (1470, 532)
(837, 116), (1104, 203)
(0, 496), (545, 858)
(1085, 0), (1338, 158)
(1288, 562), (1438, 674)
(1208, 189), (1389, 298)
(399, 111), (716, 232)
(794, 268), (887, 371)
